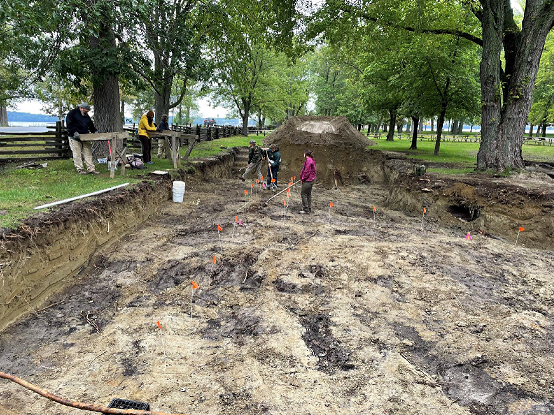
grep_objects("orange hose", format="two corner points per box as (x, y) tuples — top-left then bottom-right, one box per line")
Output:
(0, 371), (185, 415)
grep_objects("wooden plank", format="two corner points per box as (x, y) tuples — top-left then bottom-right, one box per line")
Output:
(0, 132), (57, 137)
(0, 156), (66, 162)
(79, 132), (130, 142)
(0, 136), (61, 142)
(0, 149), (67, 155)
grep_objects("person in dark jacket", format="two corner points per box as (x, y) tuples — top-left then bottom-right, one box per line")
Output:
(156, 114), (170, 158)
(299, 149), (316, 214)
(66, 102), (99, 175)
(240, 140), (263, 181)
(265, 144), (281, 190)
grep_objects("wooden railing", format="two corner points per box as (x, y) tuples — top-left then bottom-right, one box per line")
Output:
(0, 121), (70, 162)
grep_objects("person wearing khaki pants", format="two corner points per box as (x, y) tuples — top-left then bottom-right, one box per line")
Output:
(66, 102), (100, 175)
(68, 136), (96, 174)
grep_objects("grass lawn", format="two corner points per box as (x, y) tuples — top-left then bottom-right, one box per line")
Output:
(1, 133), (552, 229)
(0, 135), (266, 229)
(371, 137), (554, 174)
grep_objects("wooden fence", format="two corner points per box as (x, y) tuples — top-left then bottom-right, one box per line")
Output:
(0, 121), (70, 163)
(0, 123), (246, 164)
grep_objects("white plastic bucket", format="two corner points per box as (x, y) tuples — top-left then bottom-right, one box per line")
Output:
(172, 181), (185, 203)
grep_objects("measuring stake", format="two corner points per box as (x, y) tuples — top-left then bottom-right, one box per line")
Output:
(372, 205), (376, 227)
(156, 321), (167, 370)
(328, 202), (333, 224)
(217, 224), (222, 251)
(515, 226), (524, 246)
(190, 281), (199, 318)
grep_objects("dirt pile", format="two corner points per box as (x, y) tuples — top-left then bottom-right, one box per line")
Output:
(263, 116), (375, 187)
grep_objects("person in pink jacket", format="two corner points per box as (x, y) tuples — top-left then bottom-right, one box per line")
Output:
(299, 149), (316, 214)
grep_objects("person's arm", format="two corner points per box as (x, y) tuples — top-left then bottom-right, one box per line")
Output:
(66, 111), (76, 136)
(88, 118), (97, 133)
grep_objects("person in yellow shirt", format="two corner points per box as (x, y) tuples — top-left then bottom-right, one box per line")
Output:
(138, 110), (157, 164)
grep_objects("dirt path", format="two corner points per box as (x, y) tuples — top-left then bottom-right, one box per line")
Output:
(1, 178), (553, 415)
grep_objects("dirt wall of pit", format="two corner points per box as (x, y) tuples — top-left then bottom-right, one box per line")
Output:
(0, 179), (173, 332)
(381, 154), (554, 250)
(0, 149), (240, 332)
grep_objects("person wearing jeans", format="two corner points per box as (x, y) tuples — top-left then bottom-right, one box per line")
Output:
(299, 149), (316, 214)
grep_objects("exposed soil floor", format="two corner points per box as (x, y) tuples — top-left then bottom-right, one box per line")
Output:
(1, 177), (553, 415)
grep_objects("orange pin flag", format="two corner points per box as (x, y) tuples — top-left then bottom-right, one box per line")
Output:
(256, 179), (259, 184)
(519, 226), (525, 232)
(156, 321), (167, 368)
(261, 175), (264, 181)
(423, 207), (427, 214)
(251, 182), (254, 188)
(217, 224), (222, 232)
(235, 215), (238, 222)
(244, 189), (248, 196)
(213, 254), (217, 264)
(421, 207), (426, 230)
(191, 281), (199, 318)
(284, 199), (287, 206)
(271, 178), (276, 183)
(330, 202), (333, 207)
(372, 204), (377, 226)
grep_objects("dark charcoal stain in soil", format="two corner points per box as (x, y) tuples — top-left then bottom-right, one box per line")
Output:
(273, 278), (298, 293)
(394, 324), (554, 415)
(121, 357), (138, 377)
(150, 260), (191, 293)
(201, 308), (264, 343)
(300, 313), (354, 374)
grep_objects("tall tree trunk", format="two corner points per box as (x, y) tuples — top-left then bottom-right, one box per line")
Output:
(410, 116), (419, 150)
(451, 120), (458, 133)
(386, 109), (396, 141)
(477, 0), (554, 170)
(0, 104), (8, 126)
(457, 118), (464, 134)
(434, 108), (446, 156)
(239, 98), (251, 136)
(88, 14), (122, 158)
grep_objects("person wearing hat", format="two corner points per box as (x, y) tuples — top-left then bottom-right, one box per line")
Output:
(66, 102), (100, 175)
(138, 110), (157, 164)
(240, 139), (263, 181)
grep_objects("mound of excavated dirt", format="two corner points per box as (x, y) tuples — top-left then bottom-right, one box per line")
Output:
(263, 116), (375, 187)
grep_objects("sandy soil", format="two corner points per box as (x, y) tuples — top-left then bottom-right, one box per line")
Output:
(0, 176), (552, 415)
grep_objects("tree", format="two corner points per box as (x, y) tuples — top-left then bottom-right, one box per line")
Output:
(528, 32), (554, 136)
(305, 0), (554, 171)
(127, 0), (210, 124)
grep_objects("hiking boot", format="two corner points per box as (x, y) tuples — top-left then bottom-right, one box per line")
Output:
(88, 170), (100, 175)
(78, 170), (87, 175)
